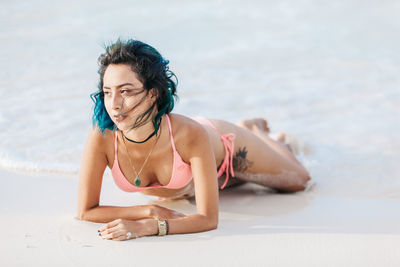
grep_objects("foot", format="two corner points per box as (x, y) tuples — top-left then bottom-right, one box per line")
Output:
(271, 131), (295, 154)
(238, 119), (296, 155)
(275, 132), (286, 143)
(237, 118), (270, 134)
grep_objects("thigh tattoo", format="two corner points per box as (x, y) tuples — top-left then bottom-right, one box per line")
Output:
(232, 147), (253, 172)
(230, 146), (305, 190)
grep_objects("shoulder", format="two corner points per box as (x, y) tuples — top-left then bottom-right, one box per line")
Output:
(83, 126), (116, 166)
(84, 126), (115, 154)
(87, 125), (114, 141)
(168, 113), (211, 160)
(168, 113), (208, 143)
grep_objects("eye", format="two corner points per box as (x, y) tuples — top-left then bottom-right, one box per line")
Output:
(121, 89), (131, 94)
(103, 91), (110, 95)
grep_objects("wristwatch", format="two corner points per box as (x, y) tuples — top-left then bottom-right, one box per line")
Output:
(157, 219), (168, 236)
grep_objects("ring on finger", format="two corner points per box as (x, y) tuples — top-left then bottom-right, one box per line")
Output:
(126, 232), (132, 239)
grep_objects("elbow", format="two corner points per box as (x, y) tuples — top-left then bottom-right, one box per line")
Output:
(77, 209), (91, 221)
(210, 222), (218, 230)
(76, 212), (86, 221)
(76, 204), (99, 221)
(208, 220), (218, 230)
(207, 216), (218, 230)
(199, 213), (218, 230)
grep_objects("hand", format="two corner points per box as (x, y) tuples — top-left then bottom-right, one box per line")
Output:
(98, 218), (156, 241)
(151, 204), (186, 220)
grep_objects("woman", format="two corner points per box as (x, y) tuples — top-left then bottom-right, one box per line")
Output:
(77, 39), (311, 241)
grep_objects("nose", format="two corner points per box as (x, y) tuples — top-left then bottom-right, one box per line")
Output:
(111, 94), (123, 111)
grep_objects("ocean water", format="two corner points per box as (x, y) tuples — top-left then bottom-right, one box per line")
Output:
(1, 0), (399, 199)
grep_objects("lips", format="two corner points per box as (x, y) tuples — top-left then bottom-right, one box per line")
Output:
(114, 114), (127, 122)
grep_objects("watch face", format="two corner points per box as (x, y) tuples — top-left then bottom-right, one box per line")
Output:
(158, 220), (167, 235)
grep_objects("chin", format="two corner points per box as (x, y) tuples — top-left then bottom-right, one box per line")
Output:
(115, 123), (130, 131)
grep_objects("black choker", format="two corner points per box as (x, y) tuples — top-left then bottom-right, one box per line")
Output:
(122, 129), (158, 144)
(122, 118), (162, 144)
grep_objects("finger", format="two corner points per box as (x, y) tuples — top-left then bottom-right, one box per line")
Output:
(101, 231), (116, 240)
(102, 230), (124, 240)
(99, 224), (121, 236)
(112, 235), (127, 241)
(113, 233), (139, 241)
(98, 218), (122, 232)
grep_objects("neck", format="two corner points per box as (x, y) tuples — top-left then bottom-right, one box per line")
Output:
(121, 114), (164, 146)
(123, 120), (155, 142)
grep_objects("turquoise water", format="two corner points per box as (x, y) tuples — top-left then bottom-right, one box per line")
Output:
(1, 0), (399, 199)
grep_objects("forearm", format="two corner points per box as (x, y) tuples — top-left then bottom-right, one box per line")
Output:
(79, 205), (152, 223)
(147, 214), (218, 235)
(170, 214), (218, 234)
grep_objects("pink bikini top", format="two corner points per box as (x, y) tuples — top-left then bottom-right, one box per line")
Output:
(111, 114), (193, 192)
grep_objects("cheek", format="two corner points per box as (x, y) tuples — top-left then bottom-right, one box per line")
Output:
(126, 97), (150, 112)
(103, 99), (112, 113)
(124, 97), (140, 107)
(143, 96), (156, 107)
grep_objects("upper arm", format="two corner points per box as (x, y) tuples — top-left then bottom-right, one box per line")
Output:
(77, 126), (109, 219)
(187, 124), (219, 225)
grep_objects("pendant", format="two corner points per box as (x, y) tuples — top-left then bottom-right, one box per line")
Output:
(134, 176), (141, 186)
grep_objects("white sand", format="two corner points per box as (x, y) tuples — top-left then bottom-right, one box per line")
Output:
(1, 169), (399, 267)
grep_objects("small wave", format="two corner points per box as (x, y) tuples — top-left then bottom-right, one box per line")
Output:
(0, 152), (78, 177)
(0, 153), (113, 178)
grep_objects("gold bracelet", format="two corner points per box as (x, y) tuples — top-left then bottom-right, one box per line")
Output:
(157, 219), (167, 236)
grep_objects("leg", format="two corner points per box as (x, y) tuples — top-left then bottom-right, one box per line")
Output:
(226, 118), (311, 192)
(237, 118), (302, 165)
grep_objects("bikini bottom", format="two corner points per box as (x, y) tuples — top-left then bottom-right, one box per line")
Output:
(191, 116), (236, 190)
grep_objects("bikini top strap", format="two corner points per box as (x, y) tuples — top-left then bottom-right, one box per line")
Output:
(165, 114), (177, 151)
(114, 131), (118, 156)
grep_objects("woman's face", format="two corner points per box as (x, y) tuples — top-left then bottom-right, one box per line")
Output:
(102, 64), (154, 131)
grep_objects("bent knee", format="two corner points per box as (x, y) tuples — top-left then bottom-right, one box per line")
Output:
(277, 184), (306, 193)
(278, 173), (311, 193)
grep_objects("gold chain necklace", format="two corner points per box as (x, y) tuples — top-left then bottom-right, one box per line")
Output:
(121, 124), (162, 186)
